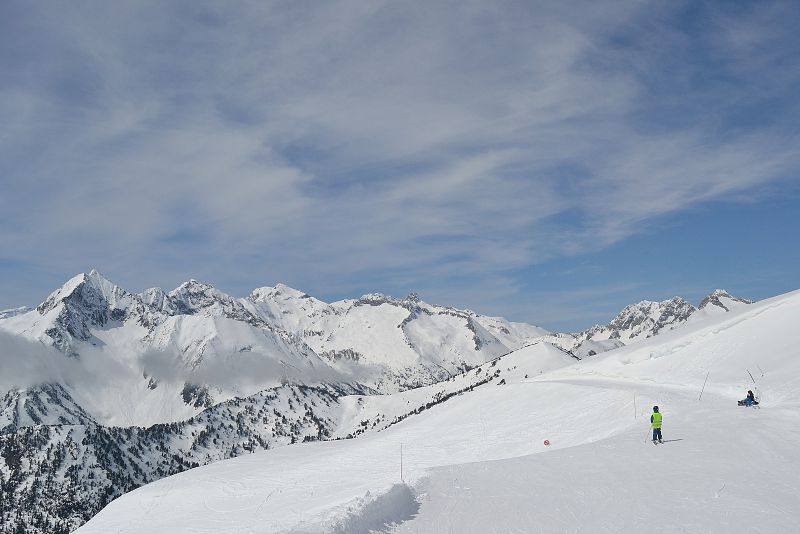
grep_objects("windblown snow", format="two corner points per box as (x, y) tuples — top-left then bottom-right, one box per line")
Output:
(76, 289), (800, 534)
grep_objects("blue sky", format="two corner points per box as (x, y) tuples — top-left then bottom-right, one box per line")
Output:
(1, 0), (799, 331)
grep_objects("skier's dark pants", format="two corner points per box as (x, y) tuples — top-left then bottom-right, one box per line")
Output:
(652, 428), (662, 441)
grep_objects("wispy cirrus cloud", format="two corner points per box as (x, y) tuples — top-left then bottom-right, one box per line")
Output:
(1, 0), (798, 328)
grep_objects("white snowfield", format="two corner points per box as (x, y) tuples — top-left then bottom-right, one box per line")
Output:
(77, 290), (800, 534)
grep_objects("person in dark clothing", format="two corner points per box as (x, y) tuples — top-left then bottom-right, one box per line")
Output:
(739, 390), (759, 406)
(651, 406), (663, 443)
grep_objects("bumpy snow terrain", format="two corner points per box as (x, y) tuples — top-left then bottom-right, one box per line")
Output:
(76, 289), (800, 534)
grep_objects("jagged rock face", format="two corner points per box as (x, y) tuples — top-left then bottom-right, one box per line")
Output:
(607, 297), (696, 340)
(574, 297), (697, 344)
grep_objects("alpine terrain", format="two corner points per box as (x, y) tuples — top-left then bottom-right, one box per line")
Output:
(0, 271), (761, 533)
(77, 288), (800, 533)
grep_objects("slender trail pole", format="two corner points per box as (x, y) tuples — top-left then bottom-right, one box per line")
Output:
(400, 442), (404, 483)
(698, 371), (710, 401)
(633, 393), (637, 418)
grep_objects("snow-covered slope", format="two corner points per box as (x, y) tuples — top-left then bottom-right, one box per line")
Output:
(248, 288), (550, 391)
(76, 288), (800, 534)
(0, 344), (573, 533)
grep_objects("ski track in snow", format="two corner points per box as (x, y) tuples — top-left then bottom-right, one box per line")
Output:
(75, 290), (800, 533)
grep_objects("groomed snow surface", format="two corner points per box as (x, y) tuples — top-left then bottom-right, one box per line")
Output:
(77, 290), (800, 533)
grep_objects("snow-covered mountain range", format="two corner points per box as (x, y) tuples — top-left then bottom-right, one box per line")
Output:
(75, 288), (800, 534)
(0, 270), (554, 426)
(0, 271), (755, 533)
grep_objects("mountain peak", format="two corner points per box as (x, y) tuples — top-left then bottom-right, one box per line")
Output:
(173, 279), (214, 291)
(168, 280), (227, 313)
(251, 283), (310, 301)
(36, 270), (127, 315)
(166, 279), (267, 327)
(699, 289), (753, 312)
(29, 271), (142, 353)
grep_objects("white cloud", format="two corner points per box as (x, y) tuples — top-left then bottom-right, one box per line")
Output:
(1, 0), (798, 323)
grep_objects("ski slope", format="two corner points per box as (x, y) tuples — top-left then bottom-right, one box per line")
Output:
(77, 289), (800, 533)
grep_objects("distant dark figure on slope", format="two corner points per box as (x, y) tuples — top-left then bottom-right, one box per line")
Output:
(651, 406), (663, 444)
(738, 390), (759, 407)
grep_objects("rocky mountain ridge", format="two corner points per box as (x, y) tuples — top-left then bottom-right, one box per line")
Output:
(571, 289), (752, 349)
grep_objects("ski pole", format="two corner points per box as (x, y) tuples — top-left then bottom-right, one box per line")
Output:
(400, 442), (403, 483)
(698, 371), (710, 401)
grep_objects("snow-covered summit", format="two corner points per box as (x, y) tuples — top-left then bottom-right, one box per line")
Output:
(699, 288), (754, 312)
(166, 279), (268, 327)
(36, 269), (139, 317)
(20, 270), (149, 354)
(250, 282), (308, 299)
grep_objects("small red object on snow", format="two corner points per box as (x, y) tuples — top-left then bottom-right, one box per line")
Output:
(543, 439), (550, 446)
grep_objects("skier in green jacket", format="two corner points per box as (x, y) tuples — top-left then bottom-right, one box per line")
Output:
(651, 406), (663, 444)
